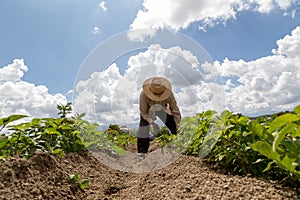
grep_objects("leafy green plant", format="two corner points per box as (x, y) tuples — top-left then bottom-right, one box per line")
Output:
(168, 104), (300, 185)
(1, 103), (137, 161)
(0, 103), (88, 161)
(57, 102), (72, 118)
(0, 114), (28, 133)
(74, 117), (128, 155)
(155, 126), (172, 144)
(165, 110), (275, 176)
(250, 105), (300, 184)
(4, 116), (86, 159)
(104, 124), (137, 152)
(173, 110), (217, 155)
(206, 111), (264, 174)
(0, 114), (28, 162)
(69, 173), (89, 190)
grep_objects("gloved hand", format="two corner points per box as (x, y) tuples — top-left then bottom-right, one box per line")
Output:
(151, 121), (160, 133)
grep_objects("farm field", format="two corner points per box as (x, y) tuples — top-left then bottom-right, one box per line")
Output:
(1, 146), (299, 200)
(1, 103), (300, 199)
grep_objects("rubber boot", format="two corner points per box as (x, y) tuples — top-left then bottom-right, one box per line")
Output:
(137, 138), (150, 153)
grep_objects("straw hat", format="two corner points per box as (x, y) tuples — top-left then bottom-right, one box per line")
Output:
(142, 77), (172, 101)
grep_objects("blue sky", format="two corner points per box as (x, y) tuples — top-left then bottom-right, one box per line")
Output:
(0, 0), (142, 94)
(191, 10), (299, 61)
(1, 0), (300, 125)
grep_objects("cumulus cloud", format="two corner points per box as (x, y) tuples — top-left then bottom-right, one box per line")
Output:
(0, 59), (28, 82)
(273, 26), (300, 58)
(73, 63), (122, 124)
(0, 59), (67, 119)
(129, 0), (297, 39)
(73, 44), (225, 128)
(212, 26), (300, 116)
(99, 1), (107, 12)
(74, 26), (300, 127)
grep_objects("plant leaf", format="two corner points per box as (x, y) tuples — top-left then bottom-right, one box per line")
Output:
(0, 136), (9, 149)
(198, 132), (220, 158)
(263, 161), (274, 172)
(281, 154), (297, 172)
(80, 179), (89, 190)
(294, 105), (300, 115)
(269, 113), (299, 132)
(0, 114), (28, 126)
(249, 120), (267, 139)
(220, 110), (232, 120)
(250, 141), (280, 161)
(272, 123), (296, 152)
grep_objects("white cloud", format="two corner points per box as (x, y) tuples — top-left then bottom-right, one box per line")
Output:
(252, 0), (275, 13)
(73, 44), (225, 128)
(91, 26), (101, 34)
(0, 59), (67, 119)
(0, 59), (28, 82)
(99, 1), (107, 12)
(129, 0), (297, 39)
(275, 0), (296, 10)
(272, 26), (300, 58)
(73, 63), (122, 124)
(74, 26), (300, 127)
(213, 26), (300, 116)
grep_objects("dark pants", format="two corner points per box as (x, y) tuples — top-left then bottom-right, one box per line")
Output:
(137, 110), (177, 153)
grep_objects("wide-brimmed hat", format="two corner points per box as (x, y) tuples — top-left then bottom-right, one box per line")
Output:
(142, 77), (172, 101)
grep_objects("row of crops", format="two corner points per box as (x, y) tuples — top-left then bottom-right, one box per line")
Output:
(0, 103), (136, 161)
(1, 103), (300, 186)
(157, 105), (300, 186)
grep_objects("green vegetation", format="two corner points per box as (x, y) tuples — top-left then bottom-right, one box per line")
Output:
(105, 124), (137, 149)
(1, 102), (299, 186)
(156, 105), (300, 186)
(250, 106), (300, 185)
(0, 103), (136, 162)
(69, 173), (89, 190)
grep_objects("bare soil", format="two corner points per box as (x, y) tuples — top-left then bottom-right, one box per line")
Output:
(0, 142), (299, 200)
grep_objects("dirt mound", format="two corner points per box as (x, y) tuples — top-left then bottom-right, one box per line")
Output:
(0, 150), (299, 199)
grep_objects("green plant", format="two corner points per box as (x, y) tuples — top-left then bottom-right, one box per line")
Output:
(69, 173), (89, 190)
(0, 114), (28, 162)
(104, 124), (137, 151)
(155, 126), (172, 144)
(0, 114), (28, 133)
(4, 116), (87, 159)
(57, 102), (72, 118)
(206, 111), (263, 174)
(0, 104), (137, 162)
(0, 103), (88, 160)
(169, 104), (300, 185)
(250, 105), (300, 184)
(174, 110), (217, 155)
(73, 115), (139, 155)
(167, 110), (274, 176)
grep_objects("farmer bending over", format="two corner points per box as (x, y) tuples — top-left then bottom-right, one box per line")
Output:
(137, 77), (181, 155)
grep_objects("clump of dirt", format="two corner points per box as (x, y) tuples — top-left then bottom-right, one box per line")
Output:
(0, 145), (299, 199)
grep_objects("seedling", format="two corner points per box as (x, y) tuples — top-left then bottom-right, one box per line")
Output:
(69, 173), (89, 190)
